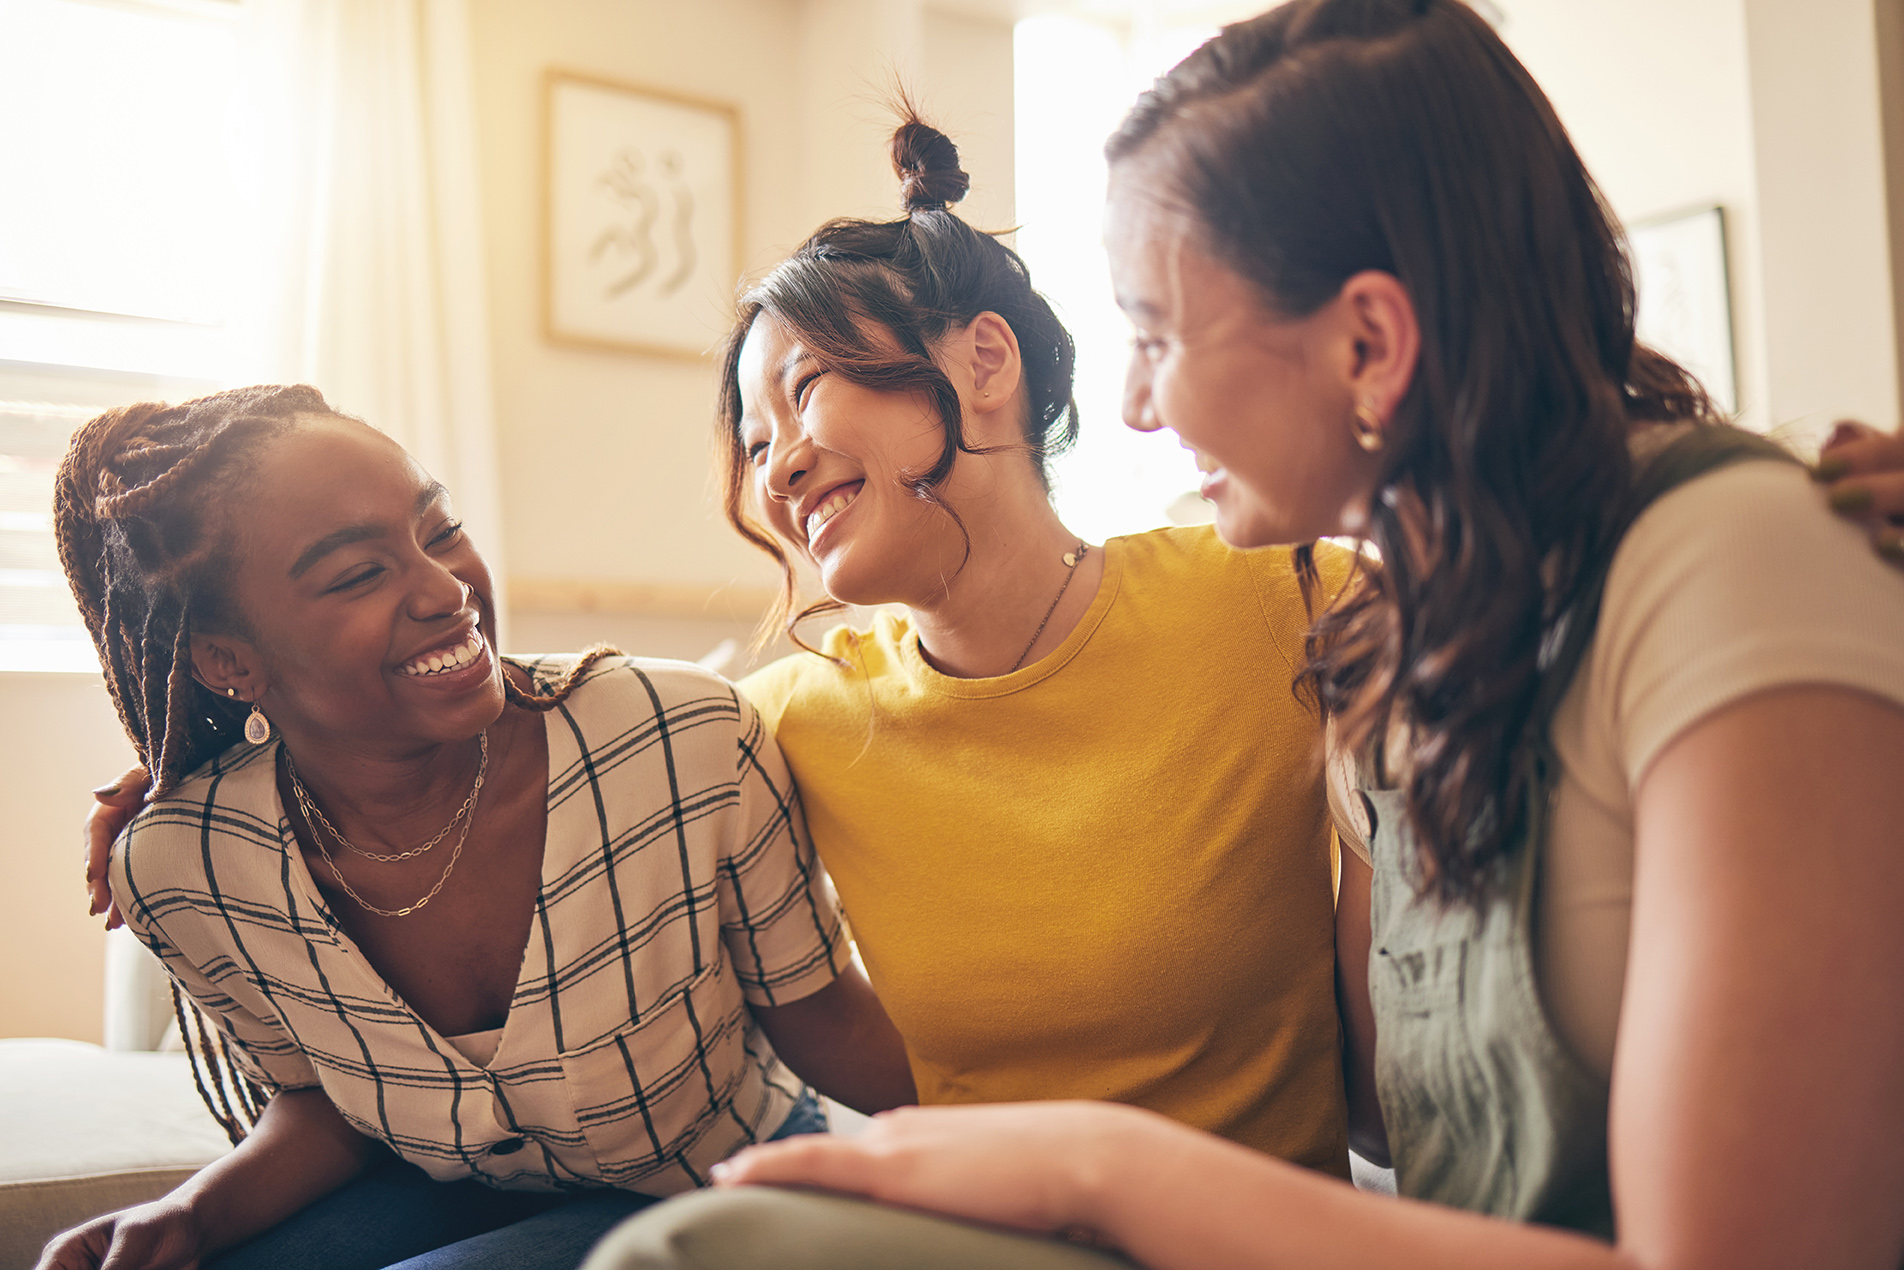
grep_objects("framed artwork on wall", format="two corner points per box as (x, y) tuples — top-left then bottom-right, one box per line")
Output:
(1628, 204), (1738, 415)
(543, 71), (742, 359)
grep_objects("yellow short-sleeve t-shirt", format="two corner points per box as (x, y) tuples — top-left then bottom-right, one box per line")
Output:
(742, 527), (1352, 1175)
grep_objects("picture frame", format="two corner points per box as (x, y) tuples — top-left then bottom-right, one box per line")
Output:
(543, 71), (743, 359)
(1628, 204), (1738, 415)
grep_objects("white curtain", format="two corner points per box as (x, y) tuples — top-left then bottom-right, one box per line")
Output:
(238, 0), (506, 597)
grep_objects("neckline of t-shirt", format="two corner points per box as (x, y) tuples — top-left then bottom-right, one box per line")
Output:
(897, 535), (1129, 699)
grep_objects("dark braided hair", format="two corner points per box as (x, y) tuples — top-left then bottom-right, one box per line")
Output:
(55, 385), (324, 796)
(56, 384), (612, 1140)
(717, 107), (1080, 652)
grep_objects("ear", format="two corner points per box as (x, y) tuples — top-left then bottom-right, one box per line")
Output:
(190, 633), (267, 704)
(950, 311), (1025, 431)
(1339, 270), (1420, 425)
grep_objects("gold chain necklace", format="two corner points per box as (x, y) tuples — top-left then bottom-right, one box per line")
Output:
(287, 733), (488, 918)
(288, 733), (487, 863)
(1010, 542), (1088, 674)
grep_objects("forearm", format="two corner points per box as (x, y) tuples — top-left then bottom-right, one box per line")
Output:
(1080, 1108), (1630, 1270)
(173, 1087), (379, 1256)
(752, 969), (917, 1114)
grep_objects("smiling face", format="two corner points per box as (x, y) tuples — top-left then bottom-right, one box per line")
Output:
(1105, 168), (1389, 548)
(735, 313), (971, 606)
(207, 416), (504, 755)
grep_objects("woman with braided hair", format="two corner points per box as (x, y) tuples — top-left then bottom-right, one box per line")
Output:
(41, 386), (913, 1270)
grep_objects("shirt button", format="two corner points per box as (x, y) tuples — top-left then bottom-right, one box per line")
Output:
(490, 1137), (526, 1156)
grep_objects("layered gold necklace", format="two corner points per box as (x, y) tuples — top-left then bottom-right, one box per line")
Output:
(286, 732), (489, 918)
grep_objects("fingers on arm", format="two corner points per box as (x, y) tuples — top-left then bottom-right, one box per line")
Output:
(85, 764), (149, 929)
(1816, 419), (1895, 466)
(717, 1133), (890, 1197)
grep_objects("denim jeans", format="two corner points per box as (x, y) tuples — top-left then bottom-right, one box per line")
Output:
(207, 1091), (830, 1270)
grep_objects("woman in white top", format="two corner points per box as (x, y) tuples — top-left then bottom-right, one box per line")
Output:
(612, 2), (1904, 1268)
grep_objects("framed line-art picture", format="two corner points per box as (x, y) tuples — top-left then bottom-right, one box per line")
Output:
(543, 71), (742, 358)
(1629, 205), (1738, 415)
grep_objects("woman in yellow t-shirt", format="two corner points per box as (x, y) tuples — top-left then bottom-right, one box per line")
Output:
(83, 113), (1377, 1182)
(710, 112), (1373, 1178)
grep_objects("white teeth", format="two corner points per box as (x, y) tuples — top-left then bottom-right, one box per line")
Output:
(805, 488), (857, 540)
(402, 629), (485, 677)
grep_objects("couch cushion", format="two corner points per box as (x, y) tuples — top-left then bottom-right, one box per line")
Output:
(0, 1039), (231, 1270)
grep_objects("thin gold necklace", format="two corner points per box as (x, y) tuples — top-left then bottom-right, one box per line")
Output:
(288, 733), (487, 863)
(1010, 542), (1088, 674)
(287, 733), (488, 918)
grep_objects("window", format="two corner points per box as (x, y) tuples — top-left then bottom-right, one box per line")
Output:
(0, 0), (242, 670)
(1015, 13), (1220, 545)
(0, 397), (94, 672)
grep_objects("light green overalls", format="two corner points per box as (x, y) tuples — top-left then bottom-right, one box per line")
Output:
(1364, 425), (1796, 1238)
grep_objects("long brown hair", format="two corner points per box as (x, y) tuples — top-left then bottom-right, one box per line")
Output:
(716, 110), (1080, 651)
(55, 384), (610, 1139)
(1109, 0), (1718, 904)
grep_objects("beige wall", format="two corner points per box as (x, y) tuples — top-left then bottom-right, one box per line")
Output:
(476, 0), (1016, 663)
(0, 674), (135, 1043)
(1501, 0), (1904, 439)
(0, 0), (1015, 1042)
(1742, 0), (1902, 432)
(1496, 0), (1770, 431)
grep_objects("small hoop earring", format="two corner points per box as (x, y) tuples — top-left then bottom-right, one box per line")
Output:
(1351, 401), (1386, 454)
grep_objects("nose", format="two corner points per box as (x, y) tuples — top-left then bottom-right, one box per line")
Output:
(409, 557), (472, 622)
(1123, 359), (1161, 433)
(763, 428), (814, 502)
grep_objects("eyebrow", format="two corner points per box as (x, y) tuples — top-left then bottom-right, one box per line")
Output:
(289, 481), (449, 578)
(1114, 289), (1162, 320)
(776, 350), (818, 393)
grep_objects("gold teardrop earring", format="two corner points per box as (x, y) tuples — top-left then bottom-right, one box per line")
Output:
(1351, 400), (1386, 454)
(228, 686), (272, 744)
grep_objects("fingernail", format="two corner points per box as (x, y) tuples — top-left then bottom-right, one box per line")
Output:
(709, 1162), (732, 1183)
(1829, 485), (1874, 513)
(88, 899), (99, 917)
(92, 783), (120, 797)
(1813, 457), (1850, 482)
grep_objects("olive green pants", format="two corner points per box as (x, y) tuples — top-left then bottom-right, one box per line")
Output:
(580, 1187), (1136, 1270)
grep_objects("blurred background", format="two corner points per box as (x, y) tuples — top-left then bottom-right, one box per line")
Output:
(3, 0), (1902, 1042)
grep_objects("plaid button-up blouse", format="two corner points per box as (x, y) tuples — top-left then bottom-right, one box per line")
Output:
(112, 656), (849, 1197)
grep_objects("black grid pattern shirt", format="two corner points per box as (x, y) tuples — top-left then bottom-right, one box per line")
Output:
(112, 656), (848, 1197)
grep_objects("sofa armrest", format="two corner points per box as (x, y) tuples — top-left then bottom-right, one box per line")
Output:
(103, 927), (173, 1053)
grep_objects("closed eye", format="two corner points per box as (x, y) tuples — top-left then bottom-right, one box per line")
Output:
(325, 565), (383, 594)
(793, 371), (824, 409)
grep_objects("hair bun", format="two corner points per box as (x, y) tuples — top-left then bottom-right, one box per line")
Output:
(891, 117), (970, 212)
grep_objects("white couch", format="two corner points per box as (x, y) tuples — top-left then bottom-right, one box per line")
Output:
(0, 930), (231, 1270)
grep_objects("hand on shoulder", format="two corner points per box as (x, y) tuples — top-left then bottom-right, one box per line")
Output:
(1816, 419), (1904, 565)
